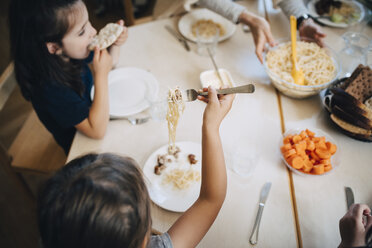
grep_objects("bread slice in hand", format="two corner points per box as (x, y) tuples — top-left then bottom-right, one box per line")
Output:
(88, 23), (123, 50)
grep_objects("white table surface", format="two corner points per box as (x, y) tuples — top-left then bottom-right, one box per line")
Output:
(266, 1), (372, 247)
(67, 0), (371, 247)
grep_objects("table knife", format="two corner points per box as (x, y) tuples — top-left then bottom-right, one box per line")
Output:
(165, 25), (190, 51)
(250, 182), (272, 245)
(345, 186), (355, 209)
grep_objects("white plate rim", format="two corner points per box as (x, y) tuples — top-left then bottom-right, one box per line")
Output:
(178, 8), (237, 43)
(90, 67), (159, 117)
(143, 141), (202, 212)
(307, 0), (365, 28)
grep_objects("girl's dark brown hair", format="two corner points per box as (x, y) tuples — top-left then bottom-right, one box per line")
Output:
(8, 0), (85, 100)
(38, 153), (152, 248)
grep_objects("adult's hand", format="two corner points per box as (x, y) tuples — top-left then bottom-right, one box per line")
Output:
(239, 12), (276, 63)
(299, 18), (326, 47)
(339, 204), (372, 248)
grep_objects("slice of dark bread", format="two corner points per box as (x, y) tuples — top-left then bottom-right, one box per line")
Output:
(340, 64), (365, 90)
(332, 105), (372, 130)
(365, 96), (372, 110)
(331, 114), (372, 140)
(344, 65), (372, 103)
(331, 88), (372, 121)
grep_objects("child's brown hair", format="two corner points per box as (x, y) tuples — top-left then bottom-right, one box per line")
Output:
(38, 153), (151, 248)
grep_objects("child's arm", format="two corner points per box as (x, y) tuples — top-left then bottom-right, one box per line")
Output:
(75, 48), (112, 139)
(108, 20), (128, 67)
(168, 86), (235, 248)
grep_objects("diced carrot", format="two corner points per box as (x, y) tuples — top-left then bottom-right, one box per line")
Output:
(303, 159), (313, 173)
(285, 154), (295, 164)
(320, 159), (331, 165)
(310, 151), (320, 161)
(306, 129), (315, 137)
(300, 131), (307, 139)
(284, 149), (296, 159)
(312, 164), (325, 175)
(315, 148), (331, 159)
(324, 164), (332, 172)
(281, 129), (336, 175)
(283, 136), (292, 144)
(299, 140), (307, 150)
(280, 143), (292, 153)
(294, 143), (306, 156)
(300, 153), (308, 161)
(306, 140), (315, 151)
(292, 135), (302, 144)
(326, 142), (337, 155)
(289, 156), (304, 169)
(312, 136), (326, 143)
(315, 140), (327, 150)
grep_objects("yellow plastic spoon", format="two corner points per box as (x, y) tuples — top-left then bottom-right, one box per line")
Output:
(290, 15), (305, 85)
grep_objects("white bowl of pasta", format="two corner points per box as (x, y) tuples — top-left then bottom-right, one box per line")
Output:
(263, 38), (340, 99)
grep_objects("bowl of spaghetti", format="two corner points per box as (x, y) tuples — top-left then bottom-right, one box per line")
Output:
(263, 38), (340, 98)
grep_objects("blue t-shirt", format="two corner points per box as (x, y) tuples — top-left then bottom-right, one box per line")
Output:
(30, 54), (94, 154)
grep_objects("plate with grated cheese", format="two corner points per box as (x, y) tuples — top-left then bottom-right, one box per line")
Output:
(178, 8), (236, 43)
(143, 141), (201, 212)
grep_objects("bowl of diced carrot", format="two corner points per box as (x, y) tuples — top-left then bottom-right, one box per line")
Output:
(280, 128), (340, 176)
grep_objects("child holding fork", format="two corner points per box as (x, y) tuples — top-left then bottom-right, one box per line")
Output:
(38, 86), (235, 248)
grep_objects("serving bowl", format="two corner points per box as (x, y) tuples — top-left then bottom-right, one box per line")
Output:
(263, 38), (340, 99)
(279, 128), (340, 176)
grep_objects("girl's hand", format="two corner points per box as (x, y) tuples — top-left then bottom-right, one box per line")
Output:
(198, 86), (235, 130)
(92, 47), (113, 79)
(339, 204), (372, 248)
(112, 20), (128, 47)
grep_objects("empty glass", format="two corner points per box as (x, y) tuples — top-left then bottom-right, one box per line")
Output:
(339, 32), (371, 77)
(226, 141), (259, 177)
(146, 90), (168, 121)
(196, 24), (219, 57)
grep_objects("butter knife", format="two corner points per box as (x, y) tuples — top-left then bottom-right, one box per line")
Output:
(345, 186), (355, 210)
(250, 182), (272, 245)
(165, 25), (190, 51)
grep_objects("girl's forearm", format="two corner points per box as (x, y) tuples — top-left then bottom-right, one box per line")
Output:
(88, 73), (109, 138)
(200, 124), (227, 204)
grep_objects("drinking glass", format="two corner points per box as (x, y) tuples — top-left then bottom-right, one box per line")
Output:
(339, 32), (371, 77)
(146, 90), (168, 121)
(196, 24), (219, 57)
(227, 141), (259, 177)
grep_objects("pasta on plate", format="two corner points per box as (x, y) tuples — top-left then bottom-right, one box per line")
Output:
(152, 88), (200, 190)
(191, 19), (226, 38)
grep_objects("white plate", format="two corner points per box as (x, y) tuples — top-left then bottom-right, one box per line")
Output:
(307, 0), (365, 28)
(91, 67), (159, 117)
(143, 142), (202, 212)
(178, 8), (236, 43)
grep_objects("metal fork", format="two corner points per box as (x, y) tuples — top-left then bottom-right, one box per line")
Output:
(110, 116), (150, 125)
(182, 84), (255, 102)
